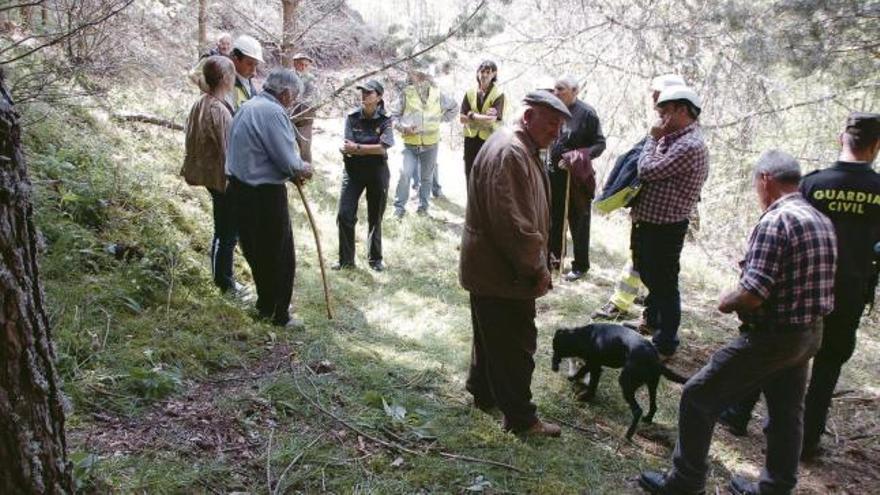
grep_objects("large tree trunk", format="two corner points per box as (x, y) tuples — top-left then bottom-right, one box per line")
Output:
(0, 71), (74, 494)
(197, 0), (208, 54)
(280, 0), (299, 69)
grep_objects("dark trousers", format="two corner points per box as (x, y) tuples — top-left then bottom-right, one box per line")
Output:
(667, 323), (822, 493)
(723, 287), (866, 450)
(466, 294), (538, 432)
(228, 178), (295, 326)
(337, 163), (389, 266)
(208, 188), (238, 292)
(631, 220), (688, 354)
(463, 136), (485, 180)
(549, 168), (592, 272)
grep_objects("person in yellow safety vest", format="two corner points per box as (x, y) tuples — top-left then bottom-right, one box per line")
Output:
(229, 35), (264, 112)
(459, 60), (505, 180)
(391, 66), (457, 218)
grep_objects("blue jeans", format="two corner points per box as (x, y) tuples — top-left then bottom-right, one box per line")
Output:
(394, 144), (439, 214)
(412, 159), (442, 196)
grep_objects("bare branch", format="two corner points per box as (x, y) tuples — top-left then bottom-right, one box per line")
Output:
(0, 1), (44, 15)
(0, 0), (135, 65)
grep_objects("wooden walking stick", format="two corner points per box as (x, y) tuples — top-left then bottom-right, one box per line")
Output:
(559, 168), (571, 282)
(294, 182), (334, 320)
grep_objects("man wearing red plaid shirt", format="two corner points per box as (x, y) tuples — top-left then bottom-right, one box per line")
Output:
(639, 150), (836, 495)
(631, 86), (709, 359)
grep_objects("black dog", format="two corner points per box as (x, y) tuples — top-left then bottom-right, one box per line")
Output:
(551, 323), (689, 439)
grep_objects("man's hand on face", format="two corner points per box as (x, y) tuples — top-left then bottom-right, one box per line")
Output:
(649, 116), (671, 140)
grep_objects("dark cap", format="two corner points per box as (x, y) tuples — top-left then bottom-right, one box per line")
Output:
(478, 60), (497, 71)
(845, 112), (880, 142)
(355, 79), (384, 96)
(522, 91), (571, 119)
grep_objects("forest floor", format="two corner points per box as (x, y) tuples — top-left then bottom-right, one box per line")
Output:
(28, 89), (879, 493)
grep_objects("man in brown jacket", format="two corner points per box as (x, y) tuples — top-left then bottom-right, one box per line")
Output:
(460, 91), (571, 436)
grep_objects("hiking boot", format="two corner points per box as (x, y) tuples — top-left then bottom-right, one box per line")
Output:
(522, 420), (561, 438)
(280, 317), (305, 331)
(718, 410), (749, 437)
(800, 442), (824, 462)
(331, 262), (355, 271)
(564, 269), (587, 282)
(728, 475), (759, 495)
(369, 260), (386, 272)
(592, 302), (626, 319)
(639, 471), (704, 495)
(394, 209), (405, 219)
(416, 208), (428, 217)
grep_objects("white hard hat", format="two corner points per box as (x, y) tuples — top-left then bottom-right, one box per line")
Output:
(233, 35), (264, 63)
(650, 74), (686, 92)
(656, 85), (701, 113)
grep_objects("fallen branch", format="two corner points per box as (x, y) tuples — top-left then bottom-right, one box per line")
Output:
(438, 452), (526, 474)
(113, 113), (184, 131)
(292, 370), (422, 456)
(274, 433), (325, 495)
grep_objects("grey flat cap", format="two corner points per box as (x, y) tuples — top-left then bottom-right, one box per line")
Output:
(523, 91), (571, 119)
(292, 52), (314, 62)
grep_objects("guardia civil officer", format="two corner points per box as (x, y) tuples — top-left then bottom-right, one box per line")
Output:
(720, 112), (880, 463)
(334, 80), (394, 272)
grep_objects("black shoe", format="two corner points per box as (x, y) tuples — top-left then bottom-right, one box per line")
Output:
(718, 410), (749, 437)
(638, 471), (704, 494)
(563, 269), (586, 282)
(416, 209), (428, 217)
(728, 475), (759, 495)
(369, 260), (385, 272)
(331, 262), (355, 271)
(394, 209), (405, 219)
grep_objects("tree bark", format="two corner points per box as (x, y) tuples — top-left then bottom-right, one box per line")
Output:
(197, 0), (208, 54)
(281, 0), (299, 69)
(0, 70), (74, 494)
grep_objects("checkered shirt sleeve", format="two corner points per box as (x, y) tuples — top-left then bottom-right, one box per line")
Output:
(632, 123), (709, 224)
(739, 194), (837, 325)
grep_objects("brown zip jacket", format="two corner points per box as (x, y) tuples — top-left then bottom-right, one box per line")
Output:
(181, 93), (232, 192)
(460, 123), (552, 299)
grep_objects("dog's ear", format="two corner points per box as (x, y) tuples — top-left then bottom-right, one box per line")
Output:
(551, 353), (561, 372)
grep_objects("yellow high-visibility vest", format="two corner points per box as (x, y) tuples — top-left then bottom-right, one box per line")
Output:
(462, 86), (503, 140)
(402, 86), (441, 146)
(233, 77), (254, 112)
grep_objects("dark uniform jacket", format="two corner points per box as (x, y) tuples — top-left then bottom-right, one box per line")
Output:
(548, 99), (605, 196)
(342, 105), (394, 168)
(460, 124), (551, 299)
(800, 161), (880, 304)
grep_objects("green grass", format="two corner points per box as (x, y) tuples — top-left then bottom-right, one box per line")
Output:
(26, 92), (878, 493)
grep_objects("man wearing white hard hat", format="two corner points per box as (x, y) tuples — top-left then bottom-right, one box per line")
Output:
(630, 84), (708, 361)
(592, 75), (686, 321)
(230, 35), (264, 111)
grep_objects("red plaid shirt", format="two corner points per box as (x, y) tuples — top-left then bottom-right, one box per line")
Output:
(739, 193), (837, 326)
(632, 122), (709, 224)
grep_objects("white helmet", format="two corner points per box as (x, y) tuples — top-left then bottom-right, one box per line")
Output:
(233, 35), (264, 63)
(656, 85), (701, 114)
(650, 74), (686, 92)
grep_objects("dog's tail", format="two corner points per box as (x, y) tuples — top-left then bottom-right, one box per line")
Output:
(659, 364), (689, 384)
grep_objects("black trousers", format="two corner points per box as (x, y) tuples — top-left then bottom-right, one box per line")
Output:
(228, 178), (295, 326)
(631, 220), (688, 355)
(466, 294), (538, 432)
(548, 168), (591, 272)
(337, 162), (389, 266)
(208, 188), (238, 292)
(724, 283), (866, 449)
(463, 136), (485, 181)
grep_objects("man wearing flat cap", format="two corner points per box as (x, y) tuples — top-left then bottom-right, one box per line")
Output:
(459, 90), (570, 437)
(631, 85), (709, 361)
(720, 112), (880, 464)
(292, 53), (318, 164)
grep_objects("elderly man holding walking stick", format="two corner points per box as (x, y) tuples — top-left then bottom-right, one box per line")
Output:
(226, 68), (314, 329)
